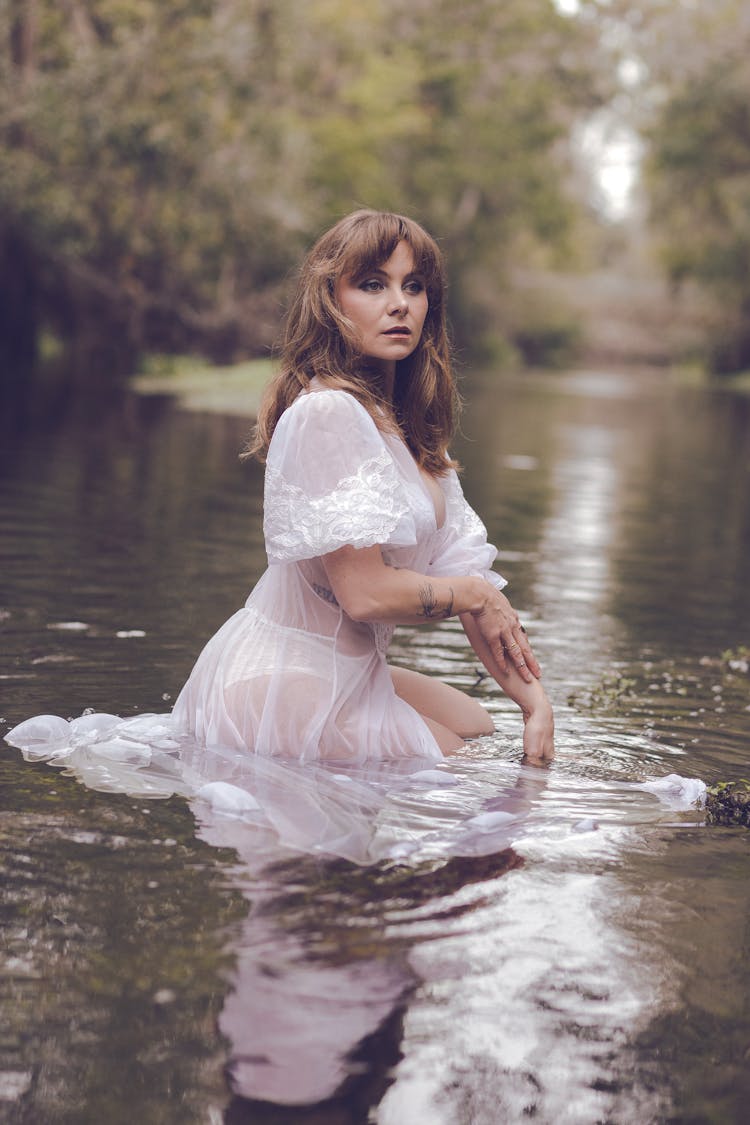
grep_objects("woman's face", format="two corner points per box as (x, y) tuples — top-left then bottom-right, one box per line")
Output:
(335, 241), (429, 371)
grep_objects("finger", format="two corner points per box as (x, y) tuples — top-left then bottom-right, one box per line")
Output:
(509, 623), (541, 680)
(492, 639), (510, 675)
(515, 654), (533, 684)
(504, 637), (533, 683)
(519, 636), (542, 679)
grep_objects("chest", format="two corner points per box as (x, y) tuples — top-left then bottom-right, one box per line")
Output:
(417, 466), (446, 530)
(381, 431), (448, 535)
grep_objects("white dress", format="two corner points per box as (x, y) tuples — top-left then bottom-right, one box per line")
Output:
(171, 387), (507, 765)
(5, 386), (511, 863)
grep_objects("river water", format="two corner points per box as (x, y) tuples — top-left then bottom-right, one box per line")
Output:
(1, 368), (749, 1124)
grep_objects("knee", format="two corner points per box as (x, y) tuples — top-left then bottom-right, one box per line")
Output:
(459, 704), (494, 738)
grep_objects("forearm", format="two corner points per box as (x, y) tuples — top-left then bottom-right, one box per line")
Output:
(322, 542), (539, 684)
(462, 610), (554, 759)
(322, 547), (489, 625)
(461, 612), (548, 717)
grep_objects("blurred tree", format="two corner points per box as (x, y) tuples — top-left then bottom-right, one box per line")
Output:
(609, 0), (750, 373)
(0, 0), (606, 390)
(1, 0), (294, 381)
(649, 55), (750, 372)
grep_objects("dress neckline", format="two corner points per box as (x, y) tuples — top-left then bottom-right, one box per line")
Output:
(384, 430), (446, 531)
(415, 464), (447, 531)
(301, 382), (447, 531)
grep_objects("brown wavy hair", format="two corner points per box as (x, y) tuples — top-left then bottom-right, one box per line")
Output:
(244, 209), (459, 475)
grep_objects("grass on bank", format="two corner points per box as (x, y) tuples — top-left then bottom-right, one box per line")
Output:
(672, 362), (750, 394)
(130, 351), (750, 421)
(131, 354), (277, 417)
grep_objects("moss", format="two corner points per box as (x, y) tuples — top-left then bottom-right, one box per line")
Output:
(567, 672), (638, 712)
(705, 781), (750, 827)
(720, 645), (750, 674)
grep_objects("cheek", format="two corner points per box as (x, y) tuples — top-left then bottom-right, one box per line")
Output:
(338, 291), (372, 330)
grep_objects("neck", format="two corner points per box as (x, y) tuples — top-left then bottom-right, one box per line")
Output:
(360, 359), (396, 404)
(381, 362), (395, 403)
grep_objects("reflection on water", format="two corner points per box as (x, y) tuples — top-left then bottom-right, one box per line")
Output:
(1, 370), (749, 1122)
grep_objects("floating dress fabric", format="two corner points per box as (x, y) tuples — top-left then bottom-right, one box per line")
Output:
(172, 387), (507, 764)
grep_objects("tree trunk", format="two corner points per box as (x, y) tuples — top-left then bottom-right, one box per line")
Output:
(0, 225), (39, 405)
(10, 0), (39, 84)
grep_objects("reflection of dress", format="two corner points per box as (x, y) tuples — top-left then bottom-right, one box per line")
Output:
(172, 387), (506, 764)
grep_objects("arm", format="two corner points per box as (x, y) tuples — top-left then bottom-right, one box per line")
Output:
(461, 612), (554, 761)
(321, 543), (540, 684)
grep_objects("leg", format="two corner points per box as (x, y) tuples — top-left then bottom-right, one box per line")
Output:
(390, 665), (494, 751)
(420, 715), (465, 755)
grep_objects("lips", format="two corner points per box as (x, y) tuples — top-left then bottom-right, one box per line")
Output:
(384, 327), (411, 336)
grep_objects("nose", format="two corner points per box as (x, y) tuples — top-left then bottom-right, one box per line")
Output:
(389, 291), (408, 315)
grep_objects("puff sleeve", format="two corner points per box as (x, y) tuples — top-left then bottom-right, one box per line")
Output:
(263, 390), (418, 564)
(429, 470), (508, 591)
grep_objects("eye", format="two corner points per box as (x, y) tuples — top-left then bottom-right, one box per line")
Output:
(404, 279), (425, 295)
(358, 278), (384, 293)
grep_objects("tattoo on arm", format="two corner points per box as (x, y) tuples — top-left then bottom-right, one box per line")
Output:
(417, 582), (439, 618)
(417, 582), (454, 620)
(312, 582), (339, 607)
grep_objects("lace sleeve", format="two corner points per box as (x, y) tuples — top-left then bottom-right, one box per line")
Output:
(263, 390), (418, 564)
(428, 470), (507, 591)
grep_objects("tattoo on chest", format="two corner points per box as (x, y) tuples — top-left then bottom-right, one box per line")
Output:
(312, 582), (339, 607)
(417, 582), (454, 620)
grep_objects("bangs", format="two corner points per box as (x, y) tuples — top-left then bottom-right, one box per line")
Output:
(324, 211), (445, 296)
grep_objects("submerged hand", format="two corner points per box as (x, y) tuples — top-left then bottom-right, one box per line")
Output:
(471, 590), (541, 684)
(522, 699), (555, 762)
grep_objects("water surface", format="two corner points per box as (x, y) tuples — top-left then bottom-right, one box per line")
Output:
(1, 369), (749, 1123)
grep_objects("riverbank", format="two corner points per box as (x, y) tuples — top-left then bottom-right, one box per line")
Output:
(131, 354), (276, 417)
(131, 350), (750, 426)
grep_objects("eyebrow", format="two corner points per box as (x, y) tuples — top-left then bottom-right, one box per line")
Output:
(356, 265), (425, 280)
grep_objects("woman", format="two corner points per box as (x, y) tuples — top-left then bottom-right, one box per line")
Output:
(172, 209), (554, 763)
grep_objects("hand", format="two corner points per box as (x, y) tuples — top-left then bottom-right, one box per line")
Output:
(471, 589), (541, 684)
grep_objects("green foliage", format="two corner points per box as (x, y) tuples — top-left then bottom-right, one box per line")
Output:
(0, 0), (606, 380)
(642, 0), (750, 373)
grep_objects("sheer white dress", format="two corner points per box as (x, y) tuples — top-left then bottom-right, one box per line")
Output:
(6, 385), (514, 863)
(171, 386), (507, 765)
